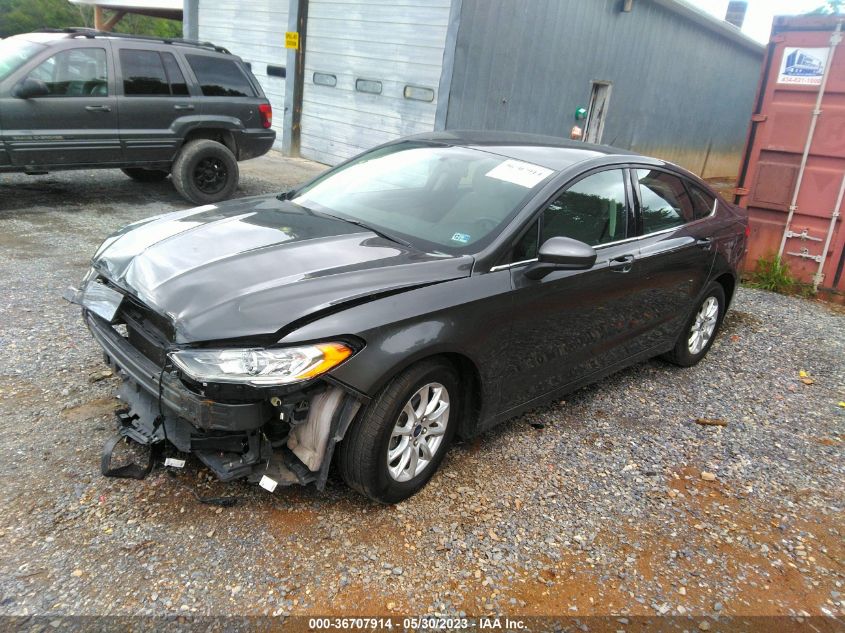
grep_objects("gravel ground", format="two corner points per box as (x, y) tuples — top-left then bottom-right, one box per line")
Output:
(0, 156), (843, 626)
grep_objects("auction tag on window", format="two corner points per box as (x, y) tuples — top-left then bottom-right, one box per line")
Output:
(485, 159), (554, 188)
(259, 475), (278, 493)
(164, 457), (185, 469)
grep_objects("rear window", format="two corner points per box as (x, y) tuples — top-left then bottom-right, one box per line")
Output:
(185, 54), (255, 97)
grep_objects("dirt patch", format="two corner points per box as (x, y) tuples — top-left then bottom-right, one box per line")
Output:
(60, 397), (121, 423)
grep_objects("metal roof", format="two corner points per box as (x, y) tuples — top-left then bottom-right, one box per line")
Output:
(68, 0), (181, 20)
(653, 0), (764, 54)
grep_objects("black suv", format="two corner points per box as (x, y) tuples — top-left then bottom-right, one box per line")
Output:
(0, 29), (276, 204)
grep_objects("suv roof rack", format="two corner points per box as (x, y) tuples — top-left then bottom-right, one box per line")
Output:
(35, 28), (231, 55)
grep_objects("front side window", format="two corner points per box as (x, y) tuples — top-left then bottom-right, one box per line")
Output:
(541, 169), (628, 247)
(636, 169), (695, 234)
(293, 143), (554, 253)
(120, 49), (169, 95)
(185, 54), (255, 97)
(27, 48), (108, 97)
(0, 38), (45, 81)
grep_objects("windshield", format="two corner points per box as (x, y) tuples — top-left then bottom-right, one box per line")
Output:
(292, 142), (555, 253)
(0, 39), (45, 82)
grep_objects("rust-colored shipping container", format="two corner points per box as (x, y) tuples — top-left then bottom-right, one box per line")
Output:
(736, 15), (845, 298)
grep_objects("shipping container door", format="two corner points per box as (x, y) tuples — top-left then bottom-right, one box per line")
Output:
(300, 0), (451, 165)
(739, 17), (845, 293)
(197, 0), (288, 148)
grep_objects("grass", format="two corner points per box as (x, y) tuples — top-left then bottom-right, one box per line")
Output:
(746, 253), (816, 297)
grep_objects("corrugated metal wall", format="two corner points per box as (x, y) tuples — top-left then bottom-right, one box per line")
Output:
(197, 0), (288, 148)
(299, 0), (451, 165)
(445, 0), (764, 178)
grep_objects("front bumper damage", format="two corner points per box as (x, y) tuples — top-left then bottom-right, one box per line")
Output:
(84, 310), (362, 489)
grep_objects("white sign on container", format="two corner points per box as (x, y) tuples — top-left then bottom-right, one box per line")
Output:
(778, 47), (829, 86)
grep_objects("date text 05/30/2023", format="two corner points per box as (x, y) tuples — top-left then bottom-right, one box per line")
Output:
(308, 617), (527, 630)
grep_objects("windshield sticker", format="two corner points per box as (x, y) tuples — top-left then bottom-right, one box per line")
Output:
(451, 232), (471, 244)
(485, 160), (554, 188)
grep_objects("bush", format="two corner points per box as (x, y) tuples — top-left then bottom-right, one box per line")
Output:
(749, 254), (795, 294)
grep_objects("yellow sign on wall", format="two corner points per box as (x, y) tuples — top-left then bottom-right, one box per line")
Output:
(285, 32), (299, 50)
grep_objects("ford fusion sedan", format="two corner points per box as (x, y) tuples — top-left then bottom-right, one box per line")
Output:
(65, 131), (748, 503)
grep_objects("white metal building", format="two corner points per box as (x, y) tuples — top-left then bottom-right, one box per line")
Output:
(187, 0), (763, 178)
(193, 0), (451, 165)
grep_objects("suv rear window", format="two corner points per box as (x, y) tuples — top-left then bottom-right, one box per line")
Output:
(185, 54), (255, 97)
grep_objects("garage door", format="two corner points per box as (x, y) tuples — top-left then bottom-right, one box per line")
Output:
(197, 0), (288, 148)
(300, 0), (451, 165)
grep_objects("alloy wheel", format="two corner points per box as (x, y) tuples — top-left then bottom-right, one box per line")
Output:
(688, 296), (719, 355)
(386, 382), (450, 482)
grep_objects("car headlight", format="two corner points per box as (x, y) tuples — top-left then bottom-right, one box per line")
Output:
(169, 343), (353, 386)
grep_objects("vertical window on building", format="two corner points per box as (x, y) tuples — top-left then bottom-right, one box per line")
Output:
(186, 54), (255, 97)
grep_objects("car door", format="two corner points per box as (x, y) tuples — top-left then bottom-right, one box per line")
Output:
(498, 167), (647, 413)
(629, 167), (717, 350)
(3, 43), (120, 167)
(115, 45), (199, 164)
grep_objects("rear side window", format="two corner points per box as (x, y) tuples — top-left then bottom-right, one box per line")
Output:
(120, 50), (189, 96)
(120, 49), (168, 95)
(636, 169), (695, 234)
(688, 185), (717, 220)
(185, 54), (255, 97)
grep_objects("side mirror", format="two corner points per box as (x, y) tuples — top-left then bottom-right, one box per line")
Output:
(524, 236), (597, 280)
(14, 77), (49, 99)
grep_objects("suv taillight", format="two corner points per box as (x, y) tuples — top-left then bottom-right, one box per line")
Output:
(258, 104), (272, 129)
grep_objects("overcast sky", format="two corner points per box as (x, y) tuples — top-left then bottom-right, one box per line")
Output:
(687, 0), (826, 43)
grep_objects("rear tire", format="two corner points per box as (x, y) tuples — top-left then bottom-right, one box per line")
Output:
(172, 139), (239, 205)
(121, 167), (169, 182)
(338, 359), (459, 504)
(662, 281), (726, 367)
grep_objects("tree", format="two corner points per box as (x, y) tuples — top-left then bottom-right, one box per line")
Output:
(808, 1), (844, 14)
(0, 0), (181, 39)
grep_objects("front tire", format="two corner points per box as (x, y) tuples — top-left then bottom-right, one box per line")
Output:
(172, 139), (239, 205)
(663, 281), (726, 367)
(338, 359), (459, 504)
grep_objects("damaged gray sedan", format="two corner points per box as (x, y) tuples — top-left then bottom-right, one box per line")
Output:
(65, 131), (746, 503)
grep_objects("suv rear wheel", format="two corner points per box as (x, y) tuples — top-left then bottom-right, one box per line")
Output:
(121, 168), (169, 182)
(172, 139), (239, 205)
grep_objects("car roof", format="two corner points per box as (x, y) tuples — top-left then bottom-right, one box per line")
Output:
(403, 130), (638, 172)
(17, 29), (231, 55)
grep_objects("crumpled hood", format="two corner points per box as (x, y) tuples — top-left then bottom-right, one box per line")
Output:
(92, 195), (473, 343)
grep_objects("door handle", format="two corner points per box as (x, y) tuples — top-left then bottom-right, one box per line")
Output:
(696, 237), (714, 250)
(85, 105), (111, 112)
(609, 254), (635, 273)
(173, 104), (195, 111)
